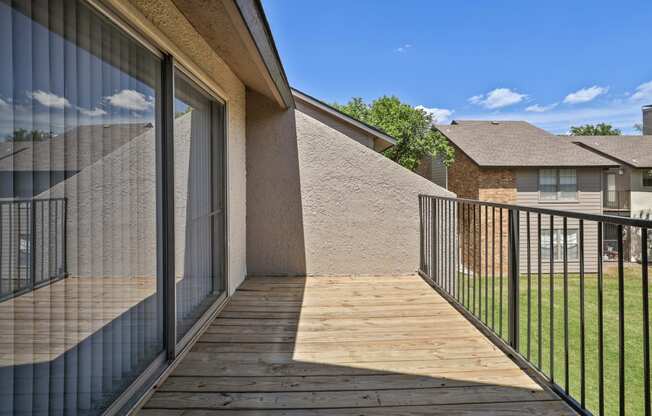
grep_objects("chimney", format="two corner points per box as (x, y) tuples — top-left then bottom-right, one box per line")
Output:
(644, 105), (652, 135)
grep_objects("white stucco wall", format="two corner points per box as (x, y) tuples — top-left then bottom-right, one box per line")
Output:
(246, 91), (453, 276)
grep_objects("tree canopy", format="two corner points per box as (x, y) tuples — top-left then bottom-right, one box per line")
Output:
(569, 123), (622, 136)
(333, 96), (454, 171)
(5, 128), (54, 142)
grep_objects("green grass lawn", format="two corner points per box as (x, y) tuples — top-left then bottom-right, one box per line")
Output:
(453, 264), (652, 416)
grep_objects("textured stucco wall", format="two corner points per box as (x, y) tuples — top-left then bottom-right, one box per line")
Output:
(128, 0), (247, 293)
(246, 92), (453, 276)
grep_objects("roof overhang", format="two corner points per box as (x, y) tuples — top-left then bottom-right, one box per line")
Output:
(292, 88), (397, 151)
(171, 0), (293, 108)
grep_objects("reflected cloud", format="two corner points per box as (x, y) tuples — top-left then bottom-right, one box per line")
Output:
(106, 89), (154, 111)
(28, 90), (71, 109)
(79, 107), (108, 117)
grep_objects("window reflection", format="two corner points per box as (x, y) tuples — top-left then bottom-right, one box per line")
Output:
(174, 72), (225, 341)
(0, 0), (162, 414)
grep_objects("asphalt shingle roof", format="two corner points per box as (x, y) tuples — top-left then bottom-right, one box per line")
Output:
(561, 135), (652, 168)
(435, 120), (617, 167)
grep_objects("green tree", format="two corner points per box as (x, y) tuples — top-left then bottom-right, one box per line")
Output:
(5, 128), (53, 142)
(333, 96), (454, 171)
(569, 123), (621, 136)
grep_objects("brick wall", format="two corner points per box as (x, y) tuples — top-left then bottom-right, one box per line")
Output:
(447, 145), (516, 280)
(448, 145), (480, 199)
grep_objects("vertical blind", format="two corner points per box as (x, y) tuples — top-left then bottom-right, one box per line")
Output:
(174, 72), (225, 341)
(0, 0), (163, 414)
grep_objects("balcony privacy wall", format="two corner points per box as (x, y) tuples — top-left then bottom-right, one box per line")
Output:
(246, 91), (453, 276)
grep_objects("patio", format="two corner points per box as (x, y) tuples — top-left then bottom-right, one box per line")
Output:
(140, 275), (575, 415)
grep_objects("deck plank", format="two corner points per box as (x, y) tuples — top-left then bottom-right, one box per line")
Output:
(140, 275), (575, 415)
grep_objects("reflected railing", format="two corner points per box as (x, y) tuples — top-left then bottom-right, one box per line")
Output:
(0, 198), (67, 301)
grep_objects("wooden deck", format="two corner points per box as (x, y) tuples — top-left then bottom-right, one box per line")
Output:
(141, 275), (576, 415)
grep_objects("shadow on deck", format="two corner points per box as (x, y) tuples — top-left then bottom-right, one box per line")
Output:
(140, 275), (576, 415)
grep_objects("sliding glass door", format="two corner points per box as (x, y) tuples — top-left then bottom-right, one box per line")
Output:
(0, 0), (163, 414)
(0, 1), (228, 414)
(173, 71), (226, 341)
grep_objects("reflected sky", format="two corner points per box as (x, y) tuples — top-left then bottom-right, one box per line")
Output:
(0, 0), (157, 140)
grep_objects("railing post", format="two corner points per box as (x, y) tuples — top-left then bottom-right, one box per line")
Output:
(419, 195), (425, 272)
(30, 200), (37, 289)
(508, 208), (520, 350)
(431, 198), (437, 284)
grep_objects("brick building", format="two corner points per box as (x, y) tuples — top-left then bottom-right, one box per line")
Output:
(431, 120), (617, 274)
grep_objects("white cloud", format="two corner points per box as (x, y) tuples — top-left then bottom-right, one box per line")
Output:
(468, 88), (527, 109)
(79, 107), (107, 117)
(105, 89), (153, 111)
(563, 85), (608, 104)
(630, 81), (652, 102)
(28, 90), (70, 109)
(468, 95), (483, 105)
(525, 103), (558, 113)
(395, 44), (412, 53)
(0, 97), (8, 108)
(456, 101), (642, 135)
(416, 105), (454, 124)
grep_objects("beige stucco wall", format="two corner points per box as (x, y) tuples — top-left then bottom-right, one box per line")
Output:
(128, 0), (247, 293)
(631, 169), (652, 218)
(246, 91), (453, 276)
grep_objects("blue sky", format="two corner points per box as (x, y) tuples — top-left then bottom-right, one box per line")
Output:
(262, 0), (652, 134)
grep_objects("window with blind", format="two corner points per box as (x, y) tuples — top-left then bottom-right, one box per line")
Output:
(173, 71), (226, 341)
(0, 0), (163, 414)
(539, 168), (577, 201)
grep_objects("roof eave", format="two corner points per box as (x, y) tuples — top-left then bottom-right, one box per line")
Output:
(291, 88), (398, 148)
(233, 0), (294, 108)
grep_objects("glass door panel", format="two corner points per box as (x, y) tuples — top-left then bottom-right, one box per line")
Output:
(173, 71), (225, 341)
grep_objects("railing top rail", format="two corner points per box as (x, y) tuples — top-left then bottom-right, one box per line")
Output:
(419, 194), (652, 228)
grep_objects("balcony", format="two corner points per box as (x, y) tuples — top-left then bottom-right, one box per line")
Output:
(141, 275), (575, 415)
(603, 190), (630, 211)
(136, 195), (652, 415)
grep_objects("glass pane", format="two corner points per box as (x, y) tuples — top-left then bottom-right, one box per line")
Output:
(0, 0), (163, 414)
(174, 71), (225, 341)
(643, 170), (652, 187)
(559, 168), (577, 199)
(566, 229), (579, 260)
(539, 169), (557, 200)
(541, 230), (552, 260)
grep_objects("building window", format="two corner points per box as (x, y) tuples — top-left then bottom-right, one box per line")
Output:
(643, 170), (652, 187)
(539, 168), (577, 201)
(541, 229), (579, 261)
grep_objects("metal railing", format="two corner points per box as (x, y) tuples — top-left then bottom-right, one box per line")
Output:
(0, 198), (67, 301)
(419, 194), (652, 416)
(604, 190), (630, 211)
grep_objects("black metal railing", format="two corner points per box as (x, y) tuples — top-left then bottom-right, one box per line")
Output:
(419, 194), (652, 416)
(604, 190), (630, 211)
(0, 198), (67, 301)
